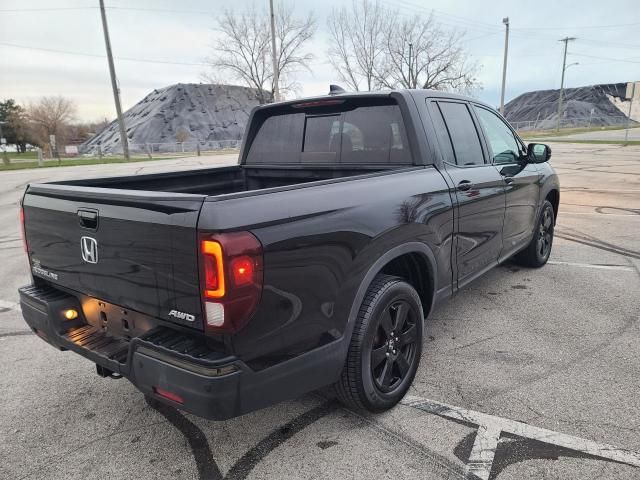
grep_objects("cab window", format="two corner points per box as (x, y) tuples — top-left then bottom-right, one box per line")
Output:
(436, 101), (485, 166)
(474, 106), (522, 164)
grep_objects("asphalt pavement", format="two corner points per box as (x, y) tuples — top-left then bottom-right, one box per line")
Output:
(0, 144), (638, 479)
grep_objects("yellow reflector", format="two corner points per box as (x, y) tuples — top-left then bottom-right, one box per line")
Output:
(63, 309), (78, 320)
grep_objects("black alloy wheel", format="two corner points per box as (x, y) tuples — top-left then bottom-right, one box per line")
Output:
(537, 204), (554, 261)
(514, 199), (555, 268)
(371, 299), (418, 393)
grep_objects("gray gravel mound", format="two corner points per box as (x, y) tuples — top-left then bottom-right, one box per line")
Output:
(81, 83), (264, 154)
(504, 83), (632, 130)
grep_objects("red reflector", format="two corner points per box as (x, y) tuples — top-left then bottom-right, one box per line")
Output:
(153, 386), (184, 404)
(204, 255), (218, 290)
(231, 256), (254, 286)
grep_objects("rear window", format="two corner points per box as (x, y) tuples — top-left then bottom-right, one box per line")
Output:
(245, 102), (412, 165)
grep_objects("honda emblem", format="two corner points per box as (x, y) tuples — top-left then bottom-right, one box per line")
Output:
(81, 236), (98, 264)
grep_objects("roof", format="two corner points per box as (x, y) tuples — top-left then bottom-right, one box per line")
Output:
(261, 88), (493, 111)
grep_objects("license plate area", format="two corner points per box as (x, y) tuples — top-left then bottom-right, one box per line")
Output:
(80, 296), (157, 340)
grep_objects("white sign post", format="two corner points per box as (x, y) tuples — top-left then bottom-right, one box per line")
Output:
(625, 82), (636, 145)
(1, 137), (7, 166)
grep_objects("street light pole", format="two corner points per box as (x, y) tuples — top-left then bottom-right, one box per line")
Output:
(269, 0), (280, 102)
(556, 36), (576, 132)
(99, 0), (129, 160)
(499, 17), (509, 115)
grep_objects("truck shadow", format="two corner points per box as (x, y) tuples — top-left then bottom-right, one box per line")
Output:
(145, 395), (339, 480)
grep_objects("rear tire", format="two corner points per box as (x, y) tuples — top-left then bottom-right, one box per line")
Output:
(335, 274), (423, 412)
(514, 200), (555, 267)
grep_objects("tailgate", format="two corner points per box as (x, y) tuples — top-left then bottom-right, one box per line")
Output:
(23, 184), (206, 330)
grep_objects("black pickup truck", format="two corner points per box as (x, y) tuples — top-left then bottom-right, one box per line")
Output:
(18, 90), (559, 419)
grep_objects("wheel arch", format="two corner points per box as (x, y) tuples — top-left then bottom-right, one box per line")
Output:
(345, 243), (438, 338)
(545, 188), (560, 224)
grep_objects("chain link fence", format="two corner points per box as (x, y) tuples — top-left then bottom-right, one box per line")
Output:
(0, 139), (242, 169)
(78, 139), (241, 157)
(510, 115), (635, 132)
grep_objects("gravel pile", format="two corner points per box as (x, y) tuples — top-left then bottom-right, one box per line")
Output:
(504, 82), (632, 130)
(81, 83), (263, 154)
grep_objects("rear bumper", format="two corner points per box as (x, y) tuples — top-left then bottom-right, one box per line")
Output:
(19, 284), (345, 420)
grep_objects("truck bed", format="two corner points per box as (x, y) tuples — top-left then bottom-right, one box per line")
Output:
(54, 164), (400, 197)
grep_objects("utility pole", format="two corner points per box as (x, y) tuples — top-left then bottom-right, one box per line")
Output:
(99, 0), (129, 160)
(269, 0), (280, 102)
(499, 17), (509, 115)
(556, 36), (576, 132)
(408, 42), (413, 88)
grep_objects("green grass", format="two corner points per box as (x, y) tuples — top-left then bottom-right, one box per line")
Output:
(0, 149), (238, 172)
(2, 151), (39, 161)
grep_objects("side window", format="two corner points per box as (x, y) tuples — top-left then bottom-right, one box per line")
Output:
(474, 106), (521, 164)
(437, 102), (485, 166)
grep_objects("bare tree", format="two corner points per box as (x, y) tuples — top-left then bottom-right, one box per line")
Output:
(27, 96), (77, 149)
(327, 1), (480, 94)
(175, 127), (191, 144)
(204, 3), (316, 103)
(327, 0), (388, 91)
(273, 4), (316, 96)
(377, 14), (480, 93)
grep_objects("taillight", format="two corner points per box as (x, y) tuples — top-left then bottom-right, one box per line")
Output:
(199, 231), (263, 334)
(19, 206), (28, 254)
(202, 240), (225, 298)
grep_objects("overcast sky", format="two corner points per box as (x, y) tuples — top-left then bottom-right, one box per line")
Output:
(1, 0), (639, 122)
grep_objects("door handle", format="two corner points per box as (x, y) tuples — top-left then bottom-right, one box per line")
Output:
(457, 180), (473, 192)
(503, 176), (514, 185)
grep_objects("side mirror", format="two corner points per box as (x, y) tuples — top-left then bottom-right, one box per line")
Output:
(527, 143), (552, 163)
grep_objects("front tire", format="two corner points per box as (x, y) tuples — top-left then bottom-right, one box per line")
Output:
(514, 199), (555, 267)
(335, 275), (423, 412)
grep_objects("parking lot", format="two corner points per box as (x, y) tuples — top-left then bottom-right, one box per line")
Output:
(0, 143), (638, 479)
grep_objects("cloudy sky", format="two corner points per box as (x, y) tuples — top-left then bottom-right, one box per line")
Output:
(1, 0), (639, 122)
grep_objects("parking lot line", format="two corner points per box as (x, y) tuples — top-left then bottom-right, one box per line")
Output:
(546, 261), (636, 272)
(402, 395), (640, 480)
(561, 212), (640, 218)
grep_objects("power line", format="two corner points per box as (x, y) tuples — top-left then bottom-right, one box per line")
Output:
(512, 22), (640, 31)
(0, 6), (96, 12)
(0, 42), (208, 66)
(391, 0), (501, 30)
(384, 0), (502, 34)
(106, 6), (212, 15)
(569, 52), (640, 64)
(578, 38), (640, 50)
